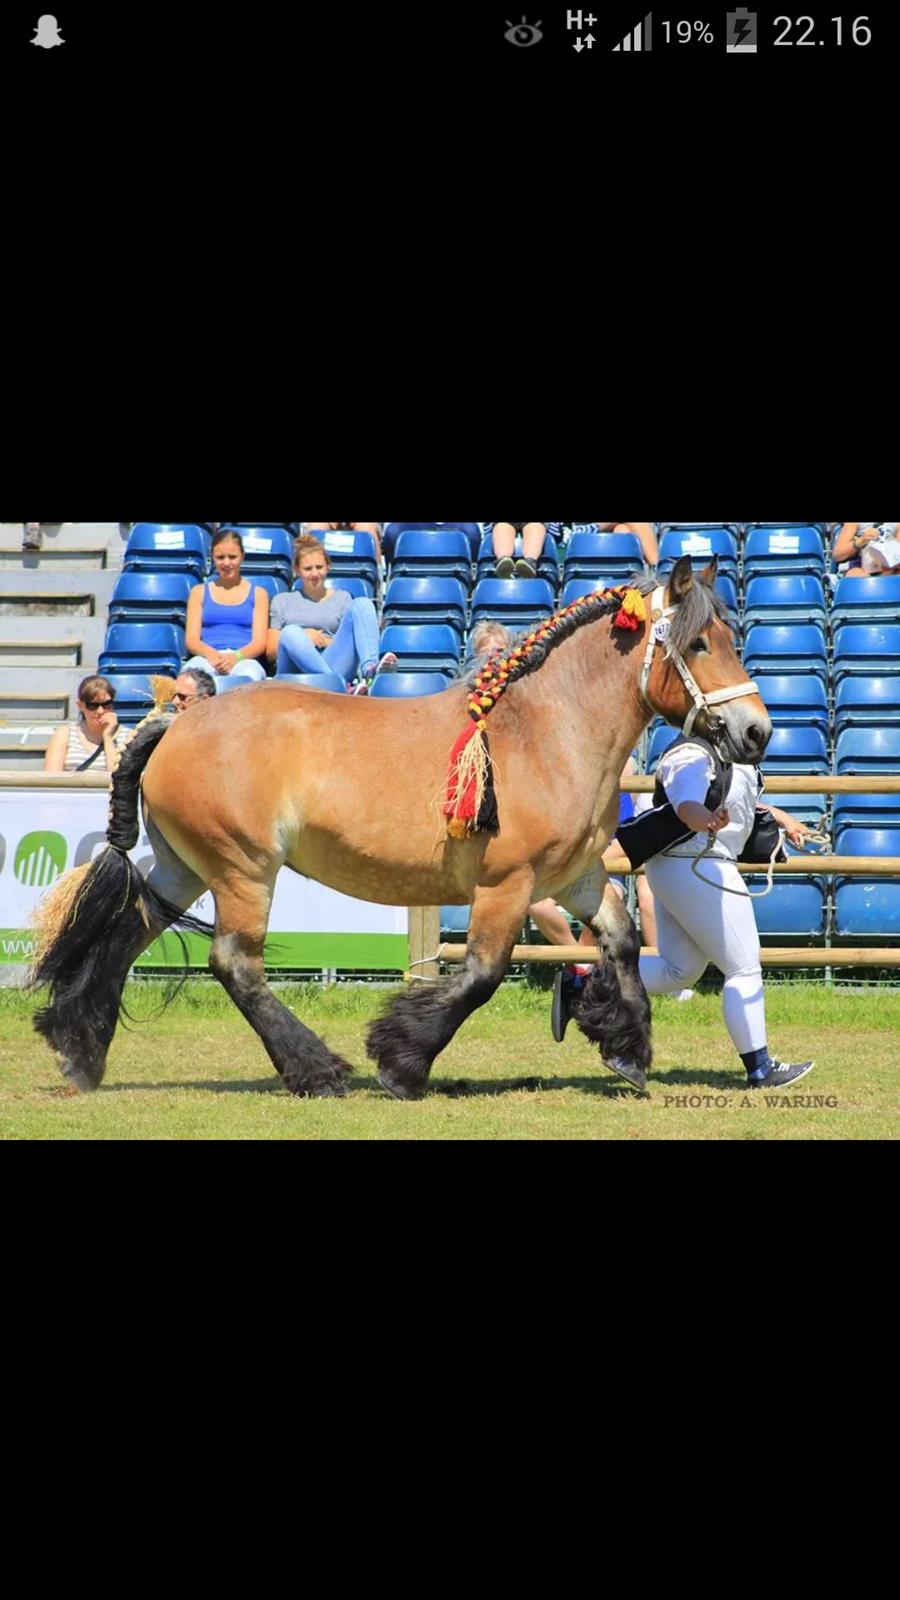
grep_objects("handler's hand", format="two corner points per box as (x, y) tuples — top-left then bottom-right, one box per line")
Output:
(707, 806), (730, 834)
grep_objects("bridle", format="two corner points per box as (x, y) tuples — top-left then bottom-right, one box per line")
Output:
(639, 584), (760, 737)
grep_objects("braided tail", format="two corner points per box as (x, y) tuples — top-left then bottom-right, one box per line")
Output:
(28, 719), (213, 1076)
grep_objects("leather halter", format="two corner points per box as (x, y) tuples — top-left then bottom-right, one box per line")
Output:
(639, 585), (760, 737)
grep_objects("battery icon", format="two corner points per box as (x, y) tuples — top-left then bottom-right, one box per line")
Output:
(726, 7), (757, 51)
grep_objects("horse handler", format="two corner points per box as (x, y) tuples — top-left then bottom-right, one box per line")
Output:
(552, 734), (817, 1091)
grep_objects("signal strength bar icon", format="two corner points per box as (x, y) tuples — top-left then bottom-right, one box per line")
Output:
(612, 11), (652, 50)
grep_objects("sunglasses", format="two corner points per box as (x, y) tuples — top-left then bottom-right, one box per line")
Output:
(85, 699), (115, 710)
(172, 692), (197, 704)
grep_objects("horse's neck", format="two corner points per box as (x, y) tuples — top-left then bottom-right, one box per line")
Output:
(540, 617), (650, 776)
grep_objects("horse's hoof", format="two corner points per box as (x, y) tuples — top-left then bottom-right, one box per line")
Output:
(60, 1060), (100, 1092)
(376, 1069), (424, 1101)
(603, 1057), (648, 1093)
(284, 1073), (348, 1098)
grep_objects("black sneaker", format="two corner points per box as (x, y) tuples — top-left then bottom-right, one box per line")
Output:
(514, 557), (537, 579)
(551, 969), (584, 1043)
(746, 1057), (816, 1090)
(494, 556), (516, 579)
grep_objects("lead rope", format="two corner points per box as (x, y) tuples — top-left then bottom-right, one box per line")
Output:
(690, 827), (830, 898)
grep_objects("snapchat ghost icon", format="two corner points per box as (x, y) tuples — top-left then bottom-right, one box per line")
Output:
(31, 16), (65, 48)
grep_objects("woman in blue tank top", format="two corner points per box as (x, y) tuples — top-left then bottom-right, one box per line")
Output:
(184, 529), (269, 692)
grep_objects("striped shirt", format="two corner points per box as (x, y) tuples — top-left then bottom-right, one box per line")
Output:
(63, 722), (129, 772)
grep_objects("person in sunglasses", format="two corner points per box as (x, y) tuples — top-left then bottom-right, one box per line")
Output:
(44, 675), (132, 773)
(170, 667), (216, 712)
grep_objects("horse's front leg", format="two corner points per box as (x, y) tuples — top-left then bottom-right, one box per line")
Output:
(559, 869), (652, 1092)
(367, 869), (535, 1100)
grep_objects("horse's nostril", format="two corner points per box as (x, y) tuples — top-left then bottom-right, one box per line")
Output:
(746, 722), (768, 750)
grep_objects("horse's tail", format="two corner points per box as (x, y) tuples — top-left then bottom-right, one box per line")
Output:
(28, 718), (213, 1080)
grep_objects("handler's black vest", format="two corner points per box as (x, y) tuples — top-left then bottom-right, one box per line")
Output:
(616, 736), (734, 871)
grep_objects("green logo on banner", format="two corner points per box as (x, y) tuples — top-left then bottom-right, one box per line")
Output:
(14, 832), (68, 888)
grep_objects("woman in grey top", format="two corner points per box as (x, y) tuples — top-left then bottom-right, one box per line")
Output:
(267, 534), (396, 693)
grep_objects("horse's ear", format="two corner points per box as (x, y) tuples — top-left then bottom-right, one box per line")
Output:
(699, 555), (720, 586)
(667, 556), (694, 603)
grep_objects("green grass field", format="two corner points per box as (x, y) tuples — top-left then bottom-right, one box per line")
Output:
(1, 981), (897, 1140)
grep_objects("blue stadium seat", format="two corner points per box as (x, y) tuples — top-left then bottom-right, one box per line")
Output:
(124, 524), (209, 579)
(764, 791), (828, 830)
(470, 578), (557, 631)
(835, 727), (900, 774)
(273, 672), (347, 694)
(476, 533), (561, 589)
(743, 624), (829, 679)
(218, 526), (293, 585)
(248, 574), (290, 602)
(561, 579), (612, 608)
(440, 904), (471, 938)
(320, 576), (375, 601)
(382, 577), (469, 635)
(646, 723), (680, 772)
(657, 527), (739, 578)
(109, 572), (198, 627)
(383, 522), (483, 559)
(379, 625), (463, 675)
(834, 677), (900, 734)
(391, 530), (474, 586)
(321, 529), (379, 589)
(762, 726), (829, 775)
(831, 575), (900, 630)
(743, 526), (826, 579)
(758, 675), (829, 736)
(832, 626), (900, 684)
(562, 532), (644, 583)
(659, 522), (741, 533)
(750, 879), (827, 937)
(99, 623), (185, 678)
(369, 673), (453, 698)
(228, 522), (299, 533)
(833, 792), (900, 833)
(743, 575), (827, 629)
(834, 830), (900, 938)
(102, 674), (157, 726)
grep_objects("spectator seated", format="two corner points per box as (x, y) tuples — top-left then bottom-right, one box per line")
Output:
(477, 533), (561, 589)
(217, 526), (293, 585)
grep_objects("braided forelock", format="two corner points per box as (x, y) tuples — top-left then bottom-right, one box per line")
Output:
(467, 574), (657, 692)
(666, 580), (730, 656)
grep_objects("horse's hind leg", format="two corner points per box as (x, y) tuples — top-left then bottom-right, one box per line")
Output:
(559, 871), (652, 1091)
(208, 878), (352, 1097)
(367, 871), (534, 1099)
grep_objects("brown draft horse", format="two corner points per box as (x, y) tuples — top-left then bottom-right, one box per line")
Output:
(28, 558), (772, 1098)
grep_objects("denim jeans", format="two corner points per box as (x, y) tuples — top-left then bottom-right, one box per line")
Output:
(276, 597), (381, 681)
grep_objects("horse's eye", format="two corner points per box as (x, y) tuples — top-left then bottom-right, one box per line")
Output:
(691, 637), (709, 653)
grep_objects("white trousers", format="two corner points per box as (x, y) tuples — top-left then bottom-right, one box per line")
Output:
(639, 854), (767, 1055)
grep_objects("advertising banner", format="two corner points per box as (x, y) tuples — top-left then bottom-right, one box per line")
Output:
(0, 789), (408, 969)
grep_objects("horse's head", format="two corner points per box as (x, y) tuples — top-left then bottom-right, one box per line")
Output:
(642, 556), (772, 764)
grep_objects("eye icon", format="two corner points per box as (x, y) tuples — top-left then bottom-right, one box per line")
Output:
(504, 15), (543, 46)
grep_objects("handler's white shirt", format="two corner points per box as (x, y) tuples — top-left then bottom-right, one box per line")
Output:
(653, 745), (761, 862)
